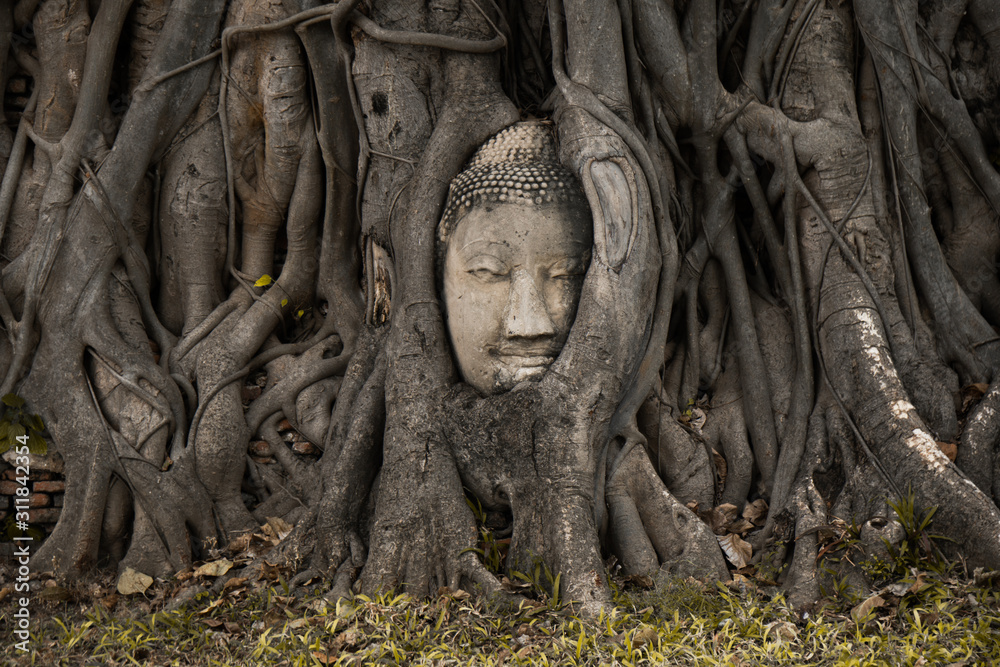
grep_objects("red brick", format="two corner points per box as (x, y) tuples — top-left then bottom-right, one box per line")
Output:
(30, 471), (53, 481)
(0, 481), (24, 495)
(28, 493), (50, 508)
(292, 441), (317, 455)
(1, 470), (16, 480)
(248, 441), (272, 457)
(33, 481), (65, 493)
(27, 508), (61, 524)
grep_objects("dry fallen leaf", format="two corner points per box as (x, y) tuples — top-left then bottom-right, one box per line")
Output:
(701, 507), (731, 535)
(227, 533), (253, 554)
(908, 572), (931, 595)
(632, 626), (659, 649)
(623, 574), (655, 589)
(961, 383), (990, 412)
(194, 559), (234, 578)
(766, 621), (798, 642)
(197, 598), (224, 615)
(728, 518), (755, 535)
(223, 577), (248, 593)
(311, 651), (337, 665)
(936, 441), (957, 462)
(743, 499), (769, 525)
(265, 516), (293, 542)
(331, 628), (362, 652)
(851, 593), (885, 622)
(501, 576), (532, 591)
(716, 503), (739, 523)
(718, 533), (752, 569)
(712, 449), (728, 489)
(117, 567), (153, 596)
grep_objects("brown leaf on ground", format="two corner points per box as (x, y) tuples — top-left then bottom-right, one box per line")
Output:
(331, 628), (362, 652)
(717, 503), (739, 522)
(197, 598), (224, 615)
(262, 516), (293, 544)
(726, 573), (756, 594)
(117, 567), (153, 596)
(718, 533), (752, 568)
(743, 499), (769, 525)
(633, 626), (659, 649)
(194, 559), (233, 578)
(909, 572), (932, 595)
(623, 574), (655, 589)
(311, 650), (337, 665)
(936, 441), (957, 462)
(767, 621), (798, 642)
(700, 507), (730, 535)
(227, 533), (253, 554)
(712, 449), (728, 489)
(223, 577), (248, 593)
(851, 594), (885, 622)
(961, 383), (990, 412)
(501, 576), (531, 591)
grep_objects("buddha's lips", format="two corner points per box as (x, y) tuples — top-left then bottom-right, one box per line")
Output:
(501, 354), (555, 368)
(492, 343), (562, 360)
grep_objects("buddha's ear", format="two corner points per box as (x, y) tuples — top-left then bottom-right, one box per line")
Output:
(584, 157), (639, 272)
(554, 107), (641, 272)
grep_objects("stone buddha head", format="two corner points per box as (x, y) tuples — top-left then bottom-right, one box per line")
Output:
(438, 122), (592, 395)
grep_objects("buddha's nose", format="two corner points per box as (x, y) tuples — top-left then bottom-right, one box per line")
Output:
(503, 269), (556, 339)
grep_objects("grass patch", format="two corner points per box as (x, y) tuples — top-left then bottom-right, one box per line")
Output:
(2, 565), (999, 666)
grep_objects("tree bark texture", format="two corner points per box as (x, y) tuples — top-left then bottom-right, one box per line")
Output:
(2, 0), (999, 612)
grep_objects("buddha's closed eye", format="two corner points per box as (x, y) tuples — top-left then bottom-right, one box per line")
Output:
(548, 256), (589, 279)
(466, 256), (509, 281)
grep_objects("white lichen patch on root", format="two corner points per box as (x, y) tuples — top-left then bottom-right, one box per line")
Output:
(891, 399), (915, 420)
(906, 428), (950, 474)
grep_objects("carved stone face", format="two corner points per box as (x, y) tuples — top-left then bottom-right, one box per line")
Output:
(443, 201), (592, 395)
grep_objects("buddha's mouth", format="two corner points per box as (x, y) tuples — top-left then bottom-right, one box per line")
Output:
(497, 354), (556, 385)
